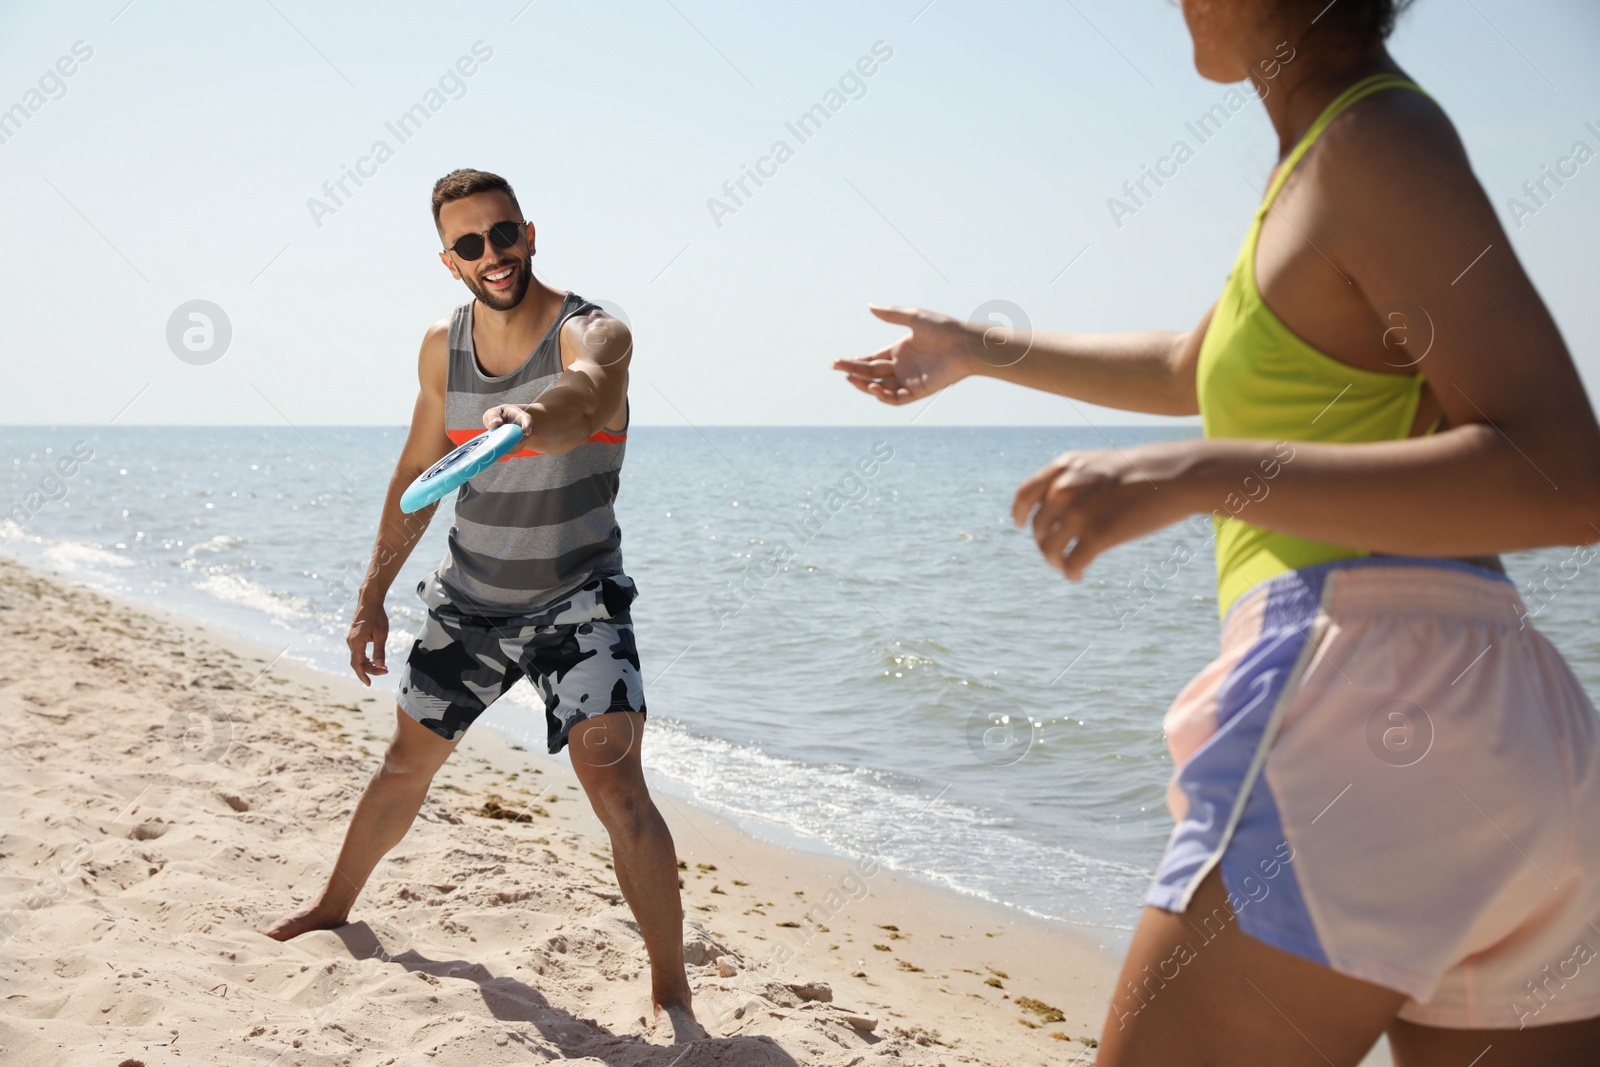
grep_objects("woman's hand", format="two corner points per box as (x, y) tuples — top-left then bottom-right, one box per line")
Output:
(1012, 441), (1209, 580)
(832, 305), (982, 405)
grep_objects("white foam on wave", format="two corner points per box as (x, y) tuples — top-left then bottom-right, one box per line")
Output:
(1, 523), (131, 569)
(631, 718), (1145, 929)
(470, 698), (1144, 929)
(1, 526), (136, 576)
(41, 540), (135, 572)
(187, 534), (246, 556)
(194, 574), (312, 621)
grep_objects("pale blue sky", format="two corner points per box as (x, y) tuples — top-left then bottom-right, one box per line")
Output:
(2, 0), (1596, 427)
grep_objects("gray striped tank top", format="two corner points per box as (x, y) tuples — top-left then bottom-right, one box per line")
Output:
(432, 292), (629, 616)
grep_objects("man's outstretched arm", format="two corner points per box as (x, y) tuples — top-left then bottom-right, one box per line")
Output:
(483, 309), (631, 452)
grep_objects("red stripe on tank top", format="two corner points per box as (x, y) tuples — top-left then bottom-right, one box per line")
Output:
(445, 427), (627, 459)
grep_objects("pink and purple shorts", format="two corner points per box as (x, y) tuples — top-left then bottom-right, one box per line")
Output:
(1149, 557), (1600, 1029)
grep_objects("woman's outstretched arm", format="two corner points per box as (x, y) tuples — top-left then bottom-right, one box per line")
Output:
(833, 302), (1212, 417)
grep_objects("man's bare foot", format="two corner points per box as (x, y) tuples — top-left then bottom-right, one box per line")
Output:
(262, 904), (350, 941)
(651, 1000), (706, 1044)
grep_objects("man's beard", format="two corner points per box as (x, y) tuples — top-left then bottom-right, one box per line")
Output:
(466, 258), (531, 311)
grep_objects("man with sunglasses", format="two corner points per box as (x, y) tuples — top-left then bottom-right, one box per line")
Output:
(264, 168), (702, 1043)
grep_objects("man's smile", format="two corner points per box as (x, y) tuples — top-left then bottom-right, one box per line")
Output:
(482, 263), (517, 290)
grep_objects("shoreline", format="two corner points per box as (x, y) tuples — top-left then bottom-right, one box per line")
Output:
(0, 553), (1121, 1064)
(2, 536), (1138, 944)
(1, 423), (1214, 940)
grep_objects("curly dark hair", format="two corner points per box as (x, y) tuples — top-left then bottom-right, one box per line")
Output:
(1304, 0), (1418, 42)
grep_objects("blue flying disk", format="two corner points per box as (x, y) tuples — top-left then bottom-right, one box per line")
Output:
(400, 422), (525, 513)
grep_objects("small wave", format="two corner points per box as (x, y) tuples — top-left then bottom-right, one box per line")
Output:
(0, 524), (135, 575)
(194, 574), (312, 621)
(623, 718), (1148, 929)
(187, 534), (247, 556)
(40, 540), (134, 572)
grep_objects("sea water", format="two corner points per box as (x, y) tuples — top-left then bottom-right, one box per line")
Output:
(5, 426), (1597, 937)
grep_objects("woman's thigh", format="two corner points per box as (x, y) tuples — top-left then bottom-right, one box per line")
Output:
(1388, 1015), (1600, 1066)
(1096, 867), (1405, 1067)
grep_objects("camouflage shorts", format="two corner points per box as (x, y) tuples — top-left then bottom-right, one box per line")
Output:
(397, 572), (646, 753)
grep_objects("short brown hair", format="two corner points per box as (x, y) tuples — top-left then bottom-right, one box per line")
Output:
(431, 168), (521, 229)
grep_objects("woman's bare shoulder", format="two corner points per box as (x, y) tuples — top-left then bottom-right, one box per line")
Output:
(1308, 85), (1486, 225)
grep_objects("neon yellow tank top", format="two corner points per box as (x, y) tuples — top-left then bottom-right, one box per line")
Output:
(1197, 74), (1434, 618)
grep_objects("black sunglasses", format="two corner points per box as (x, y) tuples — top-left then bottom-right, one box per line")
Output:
(444, 220), (523, 261)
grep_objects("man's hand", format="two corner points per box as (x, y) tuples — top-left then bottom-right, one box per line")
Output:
(347, 599), (390, 686)
(483, 404), (533, 437)
(1012, 441), (1208, 581)
(833, 305), (981, 406)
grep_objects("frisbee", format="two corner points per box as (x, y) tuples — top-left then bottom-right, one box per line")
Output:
(400, 422), (525, 513)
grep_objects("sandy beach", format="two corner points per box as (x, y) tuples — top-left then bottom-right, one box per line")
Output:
(0, 554), (1122, 1065)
